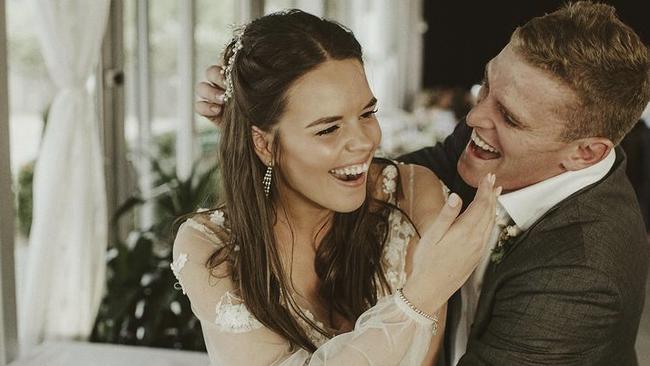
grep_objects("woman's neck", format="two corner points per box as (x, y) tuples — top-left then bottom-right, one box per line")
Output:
(274, 184), (334, 251)
(275, 200), (333, 251)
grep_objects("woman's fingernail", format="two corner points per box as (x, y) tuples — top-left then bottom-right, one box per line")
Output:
(448, 193), (460, 207)
(495, 186), (503, 196)
(490, 173), (496, 185)
(210, 106), (221, 114)
(216, 93), (225, 103)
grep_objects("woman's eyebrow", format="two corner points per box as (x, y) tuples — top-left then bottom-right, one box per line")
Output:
(305, 97), (377, 128)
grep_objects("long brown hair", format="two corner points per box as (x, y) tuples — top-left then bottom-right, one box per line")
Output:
(208, 10), (404, 352)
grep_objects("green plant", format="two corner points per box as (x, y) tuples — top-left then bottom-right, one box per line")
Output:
(15, 104), (50, 238)
(15, 160), (35, 237)
(91, 158), (219, 350)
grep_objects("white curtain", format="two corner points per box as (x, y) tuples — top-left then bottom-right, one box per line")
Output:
(19, 0), (110, 354)
(344, 0), (425, 110)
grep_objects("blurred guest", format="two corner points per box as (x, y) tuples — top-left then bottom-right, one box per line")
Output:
(413, 87), (458, 142)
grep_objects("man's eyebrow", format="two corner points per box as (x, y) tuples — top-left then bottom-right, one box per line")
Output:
(499, 102), (527, 128)
(306, 97), (377, 128)
(484, 61), (529, 129)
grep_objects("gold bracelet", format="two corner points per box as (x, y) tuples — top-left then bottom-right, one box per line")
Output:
(396, 288), (439, 335)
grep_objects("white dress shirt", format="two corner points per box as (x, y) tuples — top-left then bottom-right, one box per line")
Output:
(450, 150), (616, 365)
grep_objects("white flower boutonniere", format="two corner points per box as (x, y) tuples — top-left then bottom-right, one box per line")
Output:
(490, 223), (521, 264)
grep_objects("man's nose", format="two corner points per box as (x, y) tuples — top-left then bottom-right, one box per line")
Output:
(466, 99), (496, 129)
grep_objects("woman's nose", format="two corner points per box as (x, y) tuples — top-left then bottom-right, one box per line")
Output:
(345, 122), (375, 152)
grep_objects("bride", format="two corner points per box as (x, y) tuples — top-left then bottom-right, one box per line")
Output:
(172, 9), (499, 365)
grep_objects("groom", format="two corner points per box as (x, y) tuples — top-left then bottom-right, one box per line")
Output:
(195, 2), (649, 364)
(400, 2), (649, 365)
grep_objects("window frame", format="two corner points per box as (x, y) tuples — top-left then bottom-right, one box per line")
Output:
(0, 0), (19, 363)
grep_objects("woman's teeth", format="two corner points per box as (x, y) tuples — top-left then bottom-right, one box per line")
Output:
(329, 162), (369, 181)
(471, 130), (499, 154)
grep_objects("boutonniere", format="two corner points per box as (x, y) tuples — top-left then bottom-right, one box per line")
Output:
(490, 224), (521, 264)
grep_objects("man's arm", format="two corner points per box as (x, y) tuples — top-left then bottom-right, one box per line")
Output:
(458, 265), (624, 366)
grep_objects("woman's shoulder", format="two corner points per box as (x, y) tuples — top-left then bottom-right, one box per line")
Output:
(369, 159), (445, 203)
(176, 209), (228, 246)
(172, 209), (231, 276)
(405, 164), (446, 200)
(370, 159), (447, 234)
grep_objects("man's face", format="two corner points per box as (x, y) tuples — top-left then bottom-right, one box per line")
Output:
(458, 44), (578, 191)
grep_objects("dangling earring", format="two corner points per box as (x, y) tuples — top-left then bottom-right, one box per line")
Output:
(263, 165), (273, 197)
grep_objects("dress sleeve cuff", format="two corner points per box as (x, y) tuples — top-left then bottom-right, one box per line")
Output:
(392, 292), (439, 334)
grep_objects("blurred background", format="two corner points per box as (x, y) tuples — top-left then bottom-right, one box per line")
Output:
(1, 0), (649, 365)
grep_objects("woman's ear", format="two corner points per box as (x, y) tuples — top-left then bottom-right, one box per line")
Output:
(251, 126), (274, 166)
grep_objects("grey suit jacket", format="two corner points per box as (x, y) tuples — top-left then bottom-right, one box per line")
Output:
(400, 122), (649, 365)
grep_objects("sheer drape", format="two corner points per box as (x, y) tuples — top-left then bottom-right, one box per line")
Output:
(19, 0), (111, 353)
(345, 0), (424, 110)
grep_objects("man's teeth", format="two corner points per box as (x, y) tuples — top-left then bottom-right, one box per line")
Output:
(471, 130), (499, 153)
(329, 162), (369, 176)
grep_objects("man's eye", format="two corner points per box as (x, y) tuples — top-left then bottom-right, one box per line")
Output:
(316, 125), (339, 136)
(503, 113), (517, 127)
(361, 108), (379, 119)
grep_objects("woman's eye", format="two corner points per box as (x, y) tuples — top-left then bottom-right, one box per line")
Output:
(316, 125), (340, 136)
(361, 108), (379, 119)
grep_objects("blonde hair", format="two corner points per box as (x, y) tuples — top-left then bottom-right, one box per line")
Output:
(510, 1), (650, 144)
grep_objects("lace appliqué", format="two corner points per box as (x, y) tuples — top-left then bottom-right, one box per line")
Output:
(296, 309), (330, 347)
(183, 209), (229, 246)
(382, 211), (416, 292)
(212, 291), (331, 344)
(214, 291), (263, 333)
(172, 213), (228, 294)
(378, 164), (416, 292)
(382, 165), (398, 196)
(170, 252), (188, 294)
(210, 210), (225, 226)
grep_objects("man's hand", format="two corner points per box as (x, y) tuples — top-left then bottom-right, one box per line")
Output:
(195, 65), (226, 126)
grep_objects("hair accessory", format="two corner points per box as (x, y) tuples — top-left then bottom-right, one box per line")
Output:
(222, 26), (246, 103)
(263, 165), (273, 197)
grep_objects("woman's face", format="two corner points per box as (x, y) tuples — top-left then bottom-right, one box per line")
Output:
(271, 58), (381, 213)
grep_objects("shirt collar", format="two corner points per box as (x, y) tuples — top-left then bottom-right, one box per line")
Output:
(498, 149), (616, 231)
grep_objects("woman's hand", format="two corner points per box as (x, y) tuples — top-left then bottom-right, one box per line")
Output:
(403, 173), (500, 314)
(195, 64), (226, 126)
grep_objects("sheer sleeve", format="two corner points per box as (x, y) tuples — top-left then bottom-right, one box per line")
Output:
(172, 216), (439, 365)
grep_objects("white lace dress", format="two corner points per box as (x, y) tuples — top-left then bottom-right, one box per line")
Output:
(171, 164), (441, 365)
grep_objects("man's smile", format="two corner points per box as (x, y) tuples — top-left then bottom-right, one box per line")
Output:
(468, 130), (502, 160)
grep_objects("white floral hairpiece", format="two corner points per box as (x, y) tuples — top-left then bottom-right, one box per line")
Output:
(221, 25), (246, 103)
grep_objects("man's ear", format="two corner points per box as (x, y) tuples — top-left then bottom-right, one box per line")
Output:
(560, 137), (613, 171)
(251, 126), (274, 166)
